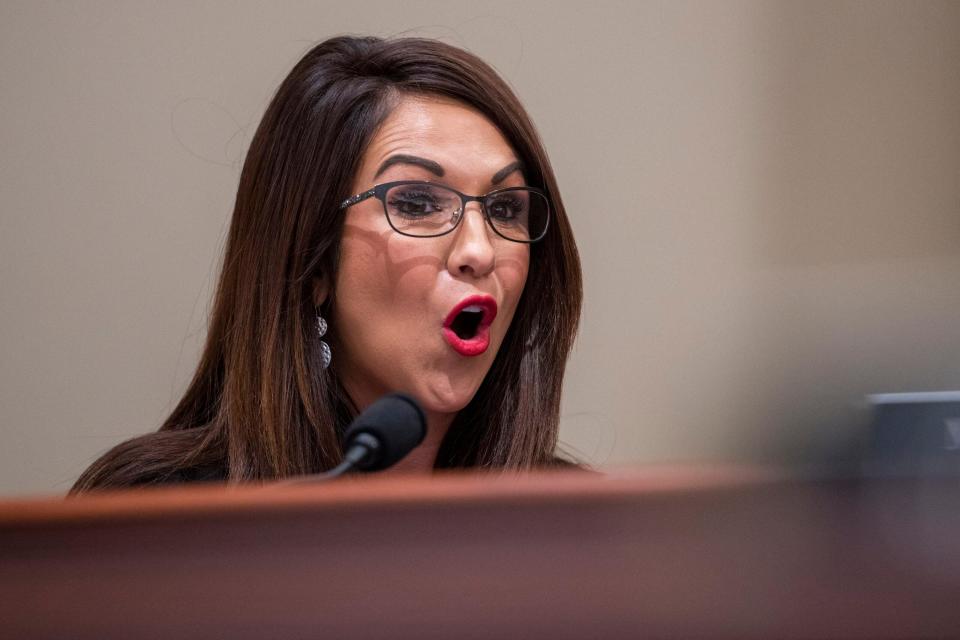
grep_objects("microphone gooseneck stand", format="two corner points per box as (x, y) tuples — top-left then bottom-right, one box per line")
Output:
(284, 392), (427, 483)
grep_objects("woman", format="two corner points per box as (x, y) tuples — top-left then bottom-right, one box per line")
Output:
(71, 35), (582, 492)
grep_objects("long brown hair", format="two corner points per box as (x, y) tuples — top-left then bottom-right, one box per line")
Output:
(72, 35), (582, 492)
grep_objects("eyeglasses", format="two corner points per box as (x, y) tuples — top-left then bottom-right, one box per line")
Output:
(339, 180), (550, 243)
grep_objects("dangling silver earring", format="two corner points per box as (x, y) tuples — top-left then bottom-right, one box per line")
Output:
(316, 311), (332, 369)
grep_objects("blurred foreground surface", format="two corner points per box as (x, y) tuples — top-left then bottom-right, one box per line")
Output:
(2, 466), (959, 639)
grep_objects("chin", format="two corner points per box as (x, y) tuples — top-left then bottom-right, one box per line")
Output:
(415, 379), (482, 416)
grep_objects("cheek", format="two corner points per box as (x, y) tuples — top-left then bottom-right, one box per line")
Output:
(333, 223), (443, 338)
(333, 229), (385, 320)
(498, 245), (530, 313)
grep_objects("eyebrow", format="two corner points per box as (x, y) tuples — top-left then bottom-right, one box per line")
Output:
(374, 154), (444, 179)
(491, 160), (524, 185)
(373, 154), (525, 185)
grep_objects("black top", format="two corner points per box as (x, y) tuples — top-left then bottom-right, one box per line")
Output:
(138, 455), (587, 487)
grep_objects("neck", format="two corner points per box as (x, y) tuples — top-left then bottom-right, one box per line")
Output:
(380, 409), (454, 474)
(338, 375), (456, 474)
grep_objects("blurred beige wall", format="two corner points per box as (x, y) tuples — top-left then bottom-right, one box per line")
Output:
(1, 1), (958, 495)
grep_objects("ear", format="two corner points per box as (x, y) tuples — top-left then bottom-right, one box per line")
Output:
(312, 273), (331, 309)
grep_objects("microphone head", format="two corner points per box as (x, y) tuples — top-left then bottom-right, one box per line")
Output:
(343, 393), (427, 471)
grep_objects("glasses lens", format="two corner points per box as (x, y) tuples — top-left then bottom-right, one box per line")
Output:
(483, 188), (549, 242)
(384, 183), (460, 236)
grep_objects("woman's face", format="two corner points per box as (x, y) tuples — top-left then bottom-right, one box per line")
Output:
(323, 94), (530, 421)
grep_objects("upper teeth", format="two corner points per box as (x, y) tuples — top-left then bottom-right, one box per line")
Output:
(462, 305), (483, 313)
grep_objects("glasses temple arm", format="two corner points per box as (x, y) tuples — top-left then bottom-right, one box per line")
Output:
(339, 188), (376, 210)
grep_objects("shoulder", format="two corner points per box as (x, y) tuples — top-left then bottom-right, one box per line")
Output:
(141, 464), (228, 486)
(71, 427), (226, 494)
(546, 454), (596, 473)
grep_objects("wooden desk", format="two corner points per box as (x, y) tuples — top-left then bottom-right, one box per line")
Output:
(2, 467), (959, 638)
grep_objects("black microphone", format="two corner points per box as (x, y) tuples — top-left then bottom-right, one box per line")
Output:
(337, 392), (427, 473)
(287, 392), (427, 483)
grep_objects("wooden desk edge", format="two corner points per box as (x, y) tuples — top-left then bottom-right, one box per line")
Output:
(0, 464), (785, 528)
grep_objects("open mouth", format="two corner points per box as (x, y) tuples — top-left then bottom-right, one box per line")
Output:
(450, 306), (485, 340)
(442, 295), (498, 357)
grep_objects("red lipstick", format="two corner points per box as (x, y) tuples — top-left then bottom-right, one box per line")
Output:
(442, 295), (498, 357)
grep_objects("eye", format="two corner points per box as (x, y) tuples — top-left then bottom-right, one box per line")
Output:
(387, 189), (443, 217)
(385, 184), (459, 220)
(486, 193), (528, 222)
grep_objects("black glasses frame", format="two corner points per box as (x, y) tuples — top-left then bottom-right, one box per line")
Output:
(339, 180), (550, 243)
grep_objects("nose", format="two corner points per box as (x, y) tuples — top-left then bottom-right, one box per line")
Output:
(446, 202), (496, 278)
